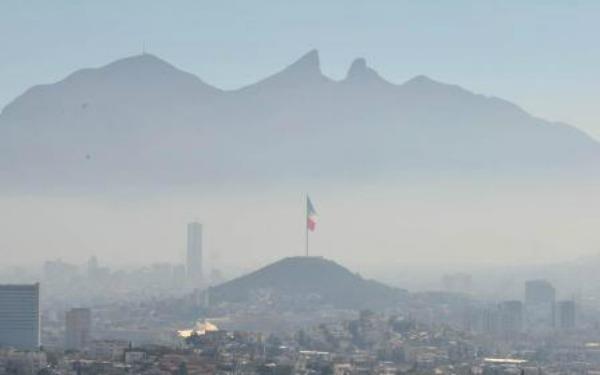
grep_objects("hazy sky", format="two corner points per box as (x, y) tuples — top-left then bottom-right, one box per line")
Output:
(3, 1), (600, 274)
(3, 182), (600, 277)
(1, 1), (599, 137)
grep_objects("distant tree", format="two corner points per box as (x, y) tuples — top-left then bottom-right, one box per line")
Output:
(275, 365), (294, 375)
(265, 334), (284, 356)
(266, 334), (282, 347)
(257, 364), (293, 375)
(348, 319), (360, 337)
(306, 362), (333, 375)
(177, 361), (188, 375)
(184, 332), (200, 347)
(295, 329), (308, 347)
(44, 351), (60, 367)
(359, 310), (375, 321)
(392, 318), (415, 333)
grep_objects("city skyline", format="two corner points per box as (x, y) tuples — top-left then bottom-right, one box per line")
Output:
(2, 2), (600, 374)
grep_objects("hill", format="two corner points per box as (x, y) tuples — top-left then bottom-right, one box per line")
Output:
(209, 256), (407, 311)
(1, 50), (599, 189)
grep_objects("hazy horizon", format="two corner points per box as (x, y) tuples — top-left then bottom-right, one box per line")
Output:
(3, 180), (600, 271)
(2, 1), (600, 283)
(3, 4), (600, 369)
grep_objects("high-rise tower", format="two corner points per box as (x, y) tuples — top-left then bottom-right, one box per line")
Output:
(186, 222), (203, 289)
(65, 308), (92, 351)
(557, 300), (576, 330)
(0, 283), (40, 350)
(525, 279), (556, 331)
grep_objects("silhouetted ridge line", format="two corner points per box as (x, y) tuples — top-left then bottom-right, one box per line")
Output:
(1, 49), (599, 190)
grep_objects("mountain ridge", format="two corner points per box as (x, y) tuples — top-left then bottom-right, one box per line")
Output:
(1, 50), (599, 189)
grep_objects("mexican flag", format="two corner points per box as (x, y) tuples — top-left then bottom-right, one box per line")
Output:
(307, 196), (318, 232)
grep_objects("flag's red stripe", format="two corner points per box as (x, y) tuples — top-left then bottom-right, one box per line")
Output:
(307, 218), (316, 231)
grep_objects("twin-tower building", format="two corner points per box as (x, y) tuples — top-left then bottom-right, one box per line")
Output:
(186, 222), (204, 289)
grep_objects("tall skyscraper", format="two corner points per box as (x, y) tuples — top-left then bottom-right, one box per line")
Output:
(524, 279), (556, 331)
(0, 284), (40, 350)
(498, 300), (523, 335)
(557, 300), (576, 330)
(186, 222), (203, 288)
(525, 279), (556, 305)
(65, 308), (92, 351)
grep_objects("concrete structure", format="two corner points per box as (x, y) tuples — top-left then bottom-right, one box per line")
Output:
(0, 284), (40, 350)
(557, 300), (576, 330)
(124, 351), (147, 364)
(65, 308), (92, 351)
(498, 300), (523, 334)
(0, 349), (47, 374)
(524, 280), (555, 331)
(525, 280), (556, 305)
(89, 339), (130, 360)
(186, 222), (203, 288)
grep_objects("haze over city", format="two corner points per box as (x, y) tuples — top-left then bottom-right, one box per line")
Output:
(2, 3), (600, 374)
(2, 1), (600, 275)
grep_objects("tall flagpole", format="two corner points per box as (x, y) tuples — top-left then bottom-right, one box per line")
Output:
(305, 195), (309, 257)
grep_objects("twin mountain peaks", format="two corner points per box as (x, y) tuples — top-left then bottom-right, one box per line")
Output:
(1, 50), (598, 189)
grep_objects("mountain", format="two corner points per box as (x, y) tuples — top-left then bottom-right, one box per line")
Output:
(209, 256), (407, 310)
(0, 54), (228, 188)
(1, 50), (599, 189)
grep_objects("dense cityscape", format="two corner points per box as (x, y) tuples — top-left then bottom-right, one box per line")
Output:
(4, 2), (600, 374)
(1, 222), (599, 375)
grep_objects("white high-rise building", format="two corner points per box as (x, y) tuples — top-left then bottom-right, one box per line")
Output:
(186, 222), (203, 288)
(0, 283), (41, 350)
